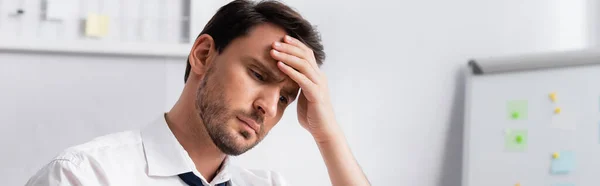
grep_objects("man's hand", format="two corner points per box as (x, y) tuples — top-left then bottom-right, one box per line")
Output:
(270, 35), (338, 143)
(270, 35), (371, 186)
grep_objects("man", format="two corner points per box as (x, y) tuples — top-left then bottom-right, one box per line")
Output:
(26, 0), (370, 185)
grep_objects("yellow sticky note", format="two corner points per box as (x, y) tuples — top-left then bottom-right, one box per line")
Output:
(549, 92), (557, 102)
(85, 13), (109, 37)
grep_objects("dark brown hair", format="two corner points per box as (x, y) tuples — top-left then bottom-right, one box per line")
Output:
(184, 0), (325, 83)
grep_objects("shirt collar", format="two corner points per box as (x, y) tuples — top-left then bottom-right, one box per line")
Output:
(140, 114), (232, 184)
(141, 114), (193, 177)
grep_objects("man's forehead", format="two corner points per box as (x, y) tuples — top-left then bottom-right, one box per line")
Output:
(236, 24), (287, 48)
(233, 24), (288, 75)
(227, 24), (299, 91)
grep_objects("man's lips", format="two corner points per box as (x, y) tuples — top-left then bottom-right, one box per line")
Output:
(237, 116), (260, 134)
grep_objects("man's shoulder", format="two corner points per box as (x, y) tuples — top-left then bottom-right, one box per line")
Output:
(26, 130), (145, 185)
(53, 130), (143, 166)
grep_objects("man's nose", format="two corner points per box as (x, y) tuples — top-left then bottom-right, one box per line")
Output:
(253, 88), (280, 118)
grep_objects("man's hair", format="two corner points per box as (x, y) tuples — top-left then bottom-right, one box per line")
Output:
(184, 0), (325, 83)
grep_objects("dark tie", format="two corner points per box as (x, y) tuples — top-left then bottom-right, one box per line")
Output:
(178, 172), (229, 186)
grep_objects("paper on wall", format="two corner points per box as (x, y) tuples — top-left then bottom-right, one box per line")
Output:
(85, 13), (110, 37)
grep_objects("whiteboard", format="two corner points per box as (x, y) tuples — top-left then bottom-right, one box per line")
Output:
(463, 48), (600, 186)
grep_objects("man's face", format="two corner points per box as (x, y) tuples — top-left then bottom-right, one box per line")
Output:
(195, 23), (300, 155)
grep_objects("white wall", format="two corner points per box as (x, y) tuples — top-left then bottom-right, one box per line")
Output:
(588, 0), (600, 47)
(207, 0), (590, 186)
(1, 0), (593, 185)
(0, 53), (178, 185)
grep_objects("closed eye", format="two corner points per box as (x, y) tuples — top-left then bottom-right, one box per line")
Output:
(251, 69), (265, 81)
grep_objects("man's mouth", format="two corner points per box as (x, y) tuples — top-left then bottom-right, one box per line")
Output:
(236, 116), (260, 134)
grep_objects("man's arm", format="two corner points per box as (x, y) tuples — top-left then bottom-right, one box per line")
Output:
(271, 35), (370, 186)
(315, 126), (371, 186)
(26, 160), (83, 186)
(26, 151), (107, 186)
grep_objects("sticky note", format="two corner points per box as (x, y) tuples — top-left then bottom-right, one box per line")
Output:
(551, 111), (577, 130)
(512, 112), (520, 119)
(505, 129), (528, 151)
(507, 100), (528, 120)
(549, 92), (557, 102)
(554, 107), (561, 114)
(551, 151), (575, 174)
(85, 13), (109, 37)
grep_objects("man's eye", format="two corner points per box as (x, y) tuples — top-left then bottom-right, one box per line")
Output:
(251, 70), (264, 81)
(279, 96), (289, 104)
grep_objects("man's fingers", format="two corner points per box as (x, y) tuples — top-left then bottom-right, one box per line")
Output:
(271, 49), (319, 83)
(284, 35), (312, 53)
(273, 41), (306, 60)
(283, 35), (319, 68)
(277, 61), (318, 102)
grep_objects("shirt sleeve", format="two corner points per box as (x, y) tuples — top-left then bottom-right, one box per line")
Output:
(25, 159), (85, 186)
(25, 150), (108, 186)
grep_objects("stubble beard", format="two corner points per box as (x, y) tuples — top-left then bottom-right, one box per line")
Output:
(194, 71), (265, 156)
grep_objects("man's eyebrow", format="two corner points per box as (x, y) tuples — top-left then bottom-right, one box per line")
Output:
(244, 56), (299, 101)
(246, 56), (285, 82)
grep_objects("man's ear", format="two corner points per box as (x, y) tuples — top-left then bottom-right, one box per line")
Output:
(189, 34), (216, 78)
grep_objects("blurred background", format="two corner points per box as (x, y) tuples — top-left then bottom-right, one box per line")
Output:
(0, 0), (598, 185)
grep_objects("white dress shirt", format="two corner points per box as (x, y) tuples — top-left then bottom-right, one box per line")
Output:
(25, 115), (290, 186)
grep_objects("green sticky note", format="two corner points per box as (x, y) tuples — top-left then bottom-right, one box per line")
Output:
(507, 100), (528, 120)
(505, 129), (528, 151)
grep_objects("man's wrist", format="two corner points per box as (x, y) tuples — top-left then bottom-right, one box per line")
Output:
(311, 122), (345, 145)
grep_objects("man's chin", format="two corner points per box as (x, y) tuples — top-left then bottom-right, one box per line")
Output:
(210, 127), (260, 155)
(218, 144), (251, 156)
(232, 137), (257, 150)
(217, 137), (257, 155)
(239, 129), (254, 140)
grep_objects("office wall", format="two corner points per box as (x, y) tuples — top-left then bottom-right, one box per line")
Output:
(0, 0), (591, 185)
(195, 0), (588, 185)
(589, 0), (600, 47)
(0, 53), (173, 185)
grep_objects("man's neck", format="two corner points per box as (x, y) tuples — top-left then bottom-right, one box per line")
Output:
(165, 104), (226, 183)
